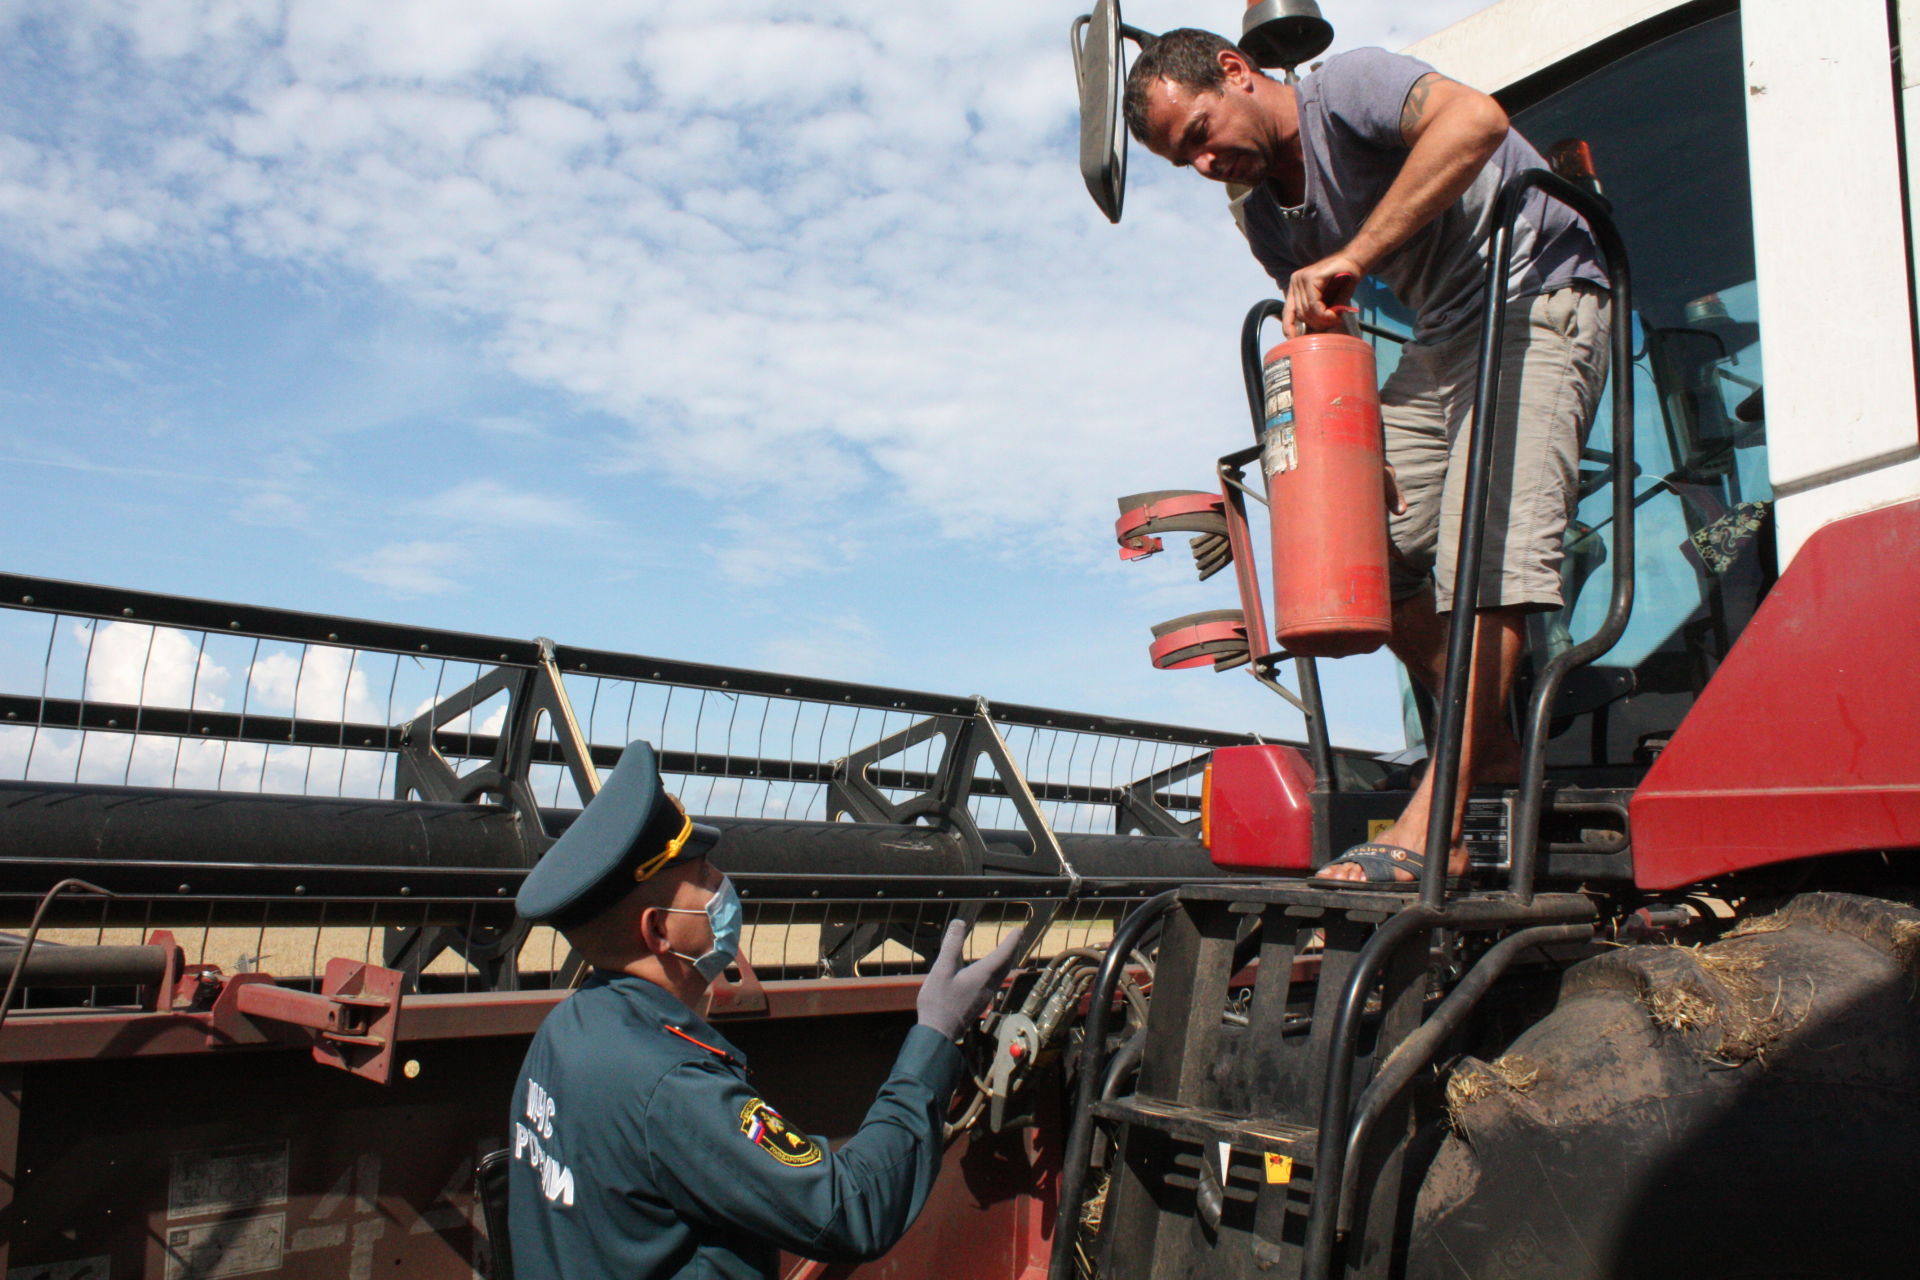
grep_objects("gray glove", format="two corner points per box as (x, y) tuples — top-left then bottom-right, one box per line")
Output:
(917, 918), (1023, 1041)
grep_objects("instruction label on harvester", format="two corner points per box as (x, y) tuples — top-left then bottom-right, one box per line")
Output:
(168, 1142), (289, 1219)
(163, 1214), (286, 1280)
(1261, 356), (1298, 477)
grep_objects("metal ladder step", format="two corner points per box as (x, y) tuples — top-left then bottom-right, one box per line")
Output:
(1091, 1096), (1318, 1166)
(1088, 884), (1442, 1280)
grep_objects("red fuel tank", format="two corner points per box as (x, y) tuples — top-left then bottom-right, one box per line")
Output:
(1259, 332), (1391, 658)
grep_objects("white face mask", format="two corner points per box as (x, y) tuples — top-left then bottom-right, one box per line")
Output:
(663, 875), (742, 983)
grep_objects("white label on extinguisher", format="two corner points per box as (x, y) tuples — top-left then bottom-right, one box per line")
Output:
(1263, 425), (1298, 478)
(1261, 356), (1298, 477)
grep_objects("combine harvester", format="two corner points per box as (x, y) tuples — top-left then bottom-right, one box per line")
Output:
(4, 0), (1920, 1276)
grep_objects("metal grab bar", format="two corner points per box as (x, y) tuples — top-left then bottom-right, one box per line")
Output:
(1299, 903), (1440, 1280)
(1420, 168), (1636, 909)
(1301, 894), (1597, 1280)
(1045, 889), (1180, 1280)
(1335, 920), (1597, 1232)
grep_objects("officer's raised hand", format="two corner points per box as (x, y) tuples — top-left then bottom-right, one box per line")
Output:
(917, 918), (1023, 1042)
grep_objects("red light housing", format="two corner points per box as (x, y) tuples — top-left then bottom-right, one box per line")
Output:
(1202, 744), (1316, 872)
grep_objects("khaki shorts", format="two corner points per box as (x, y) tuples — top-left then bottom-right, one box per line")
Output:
(1383, 282), (1610, 612)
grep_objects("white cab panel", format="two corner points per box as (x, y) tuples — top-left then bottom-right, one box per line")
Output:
(1405, 0), (1692, 88)
(1743, 1), (1920, 562)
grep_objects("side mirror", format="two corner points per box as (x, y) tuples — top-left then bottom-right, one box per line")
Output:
(1071, 0), (1128, 223)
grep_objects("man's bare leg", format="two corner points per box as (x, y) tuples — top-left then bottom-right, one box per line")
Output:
(1318, 601), (1528, 882)
(1384, 589), (1525, 784)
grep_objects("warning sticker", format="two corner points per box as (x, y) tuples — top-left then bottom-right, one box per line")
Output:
(1262, 425), (1299, 479)
(1262, 355), (1295, 426)
(738, 1097), (823, 1167)
(1261, 355), (1300, 478)
(168, 1142), (289, 1219)
(163, 1214), (285, 1280)
(1264, 1153), (1295, 1185)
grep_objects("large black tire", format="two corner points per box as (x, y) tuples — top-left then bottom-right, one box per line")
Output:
(1410, 892), (1920, 1279)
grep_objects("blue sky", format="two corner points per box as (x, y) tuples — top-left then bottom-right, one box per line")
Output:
(0, 0), (1493, 753)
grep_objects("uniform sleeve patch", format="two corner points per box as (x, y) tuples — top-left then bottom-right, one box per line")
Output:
(738, 1097), (823, 1167)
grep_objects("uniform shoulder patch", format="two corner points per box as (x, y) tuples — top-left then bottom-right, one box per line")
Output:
(738, 1097), (822, 1168)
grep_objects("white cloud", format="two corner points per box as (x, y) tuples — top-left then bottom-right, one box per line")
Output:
(245, 643), (382, 722)
(470, 413), (548, 438)
(338, 538), (466, 596)
(0, 0), (1278, 556)
(413, 479), (596, 532)
(77, 620), (232, 709)
(5, 621), (415, 793)
(755, 612), (883, 681)
(236, 488), (309, 527)
(707, 509), (858, 587)
(0, 724), (80, 782)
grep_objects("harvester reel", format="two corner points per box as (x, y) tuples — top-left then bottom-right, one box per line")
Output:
(383, 917), (530, 993)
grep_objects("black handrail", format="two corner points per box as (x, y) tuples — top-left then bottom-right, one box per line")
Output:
(1240, 299), (1338, 789)
(1045, 889), (1180, 1280)
(1299, 903), (1439, 1279)
(1506, 175), (1636, 903)
(1419, 169), (1635, 909)
(1299, 894), (1596, 1280)
(1335, 920), (1596, 1232)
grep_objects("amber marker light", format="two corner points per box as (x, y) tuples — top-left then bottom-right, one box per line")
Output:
(1201, 762), (1215, 849)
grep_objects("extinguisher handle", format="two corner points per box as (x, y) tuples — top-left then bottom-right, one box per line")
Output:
(1310, 273), (1360, 333)
(1324, 271), (1359, 311)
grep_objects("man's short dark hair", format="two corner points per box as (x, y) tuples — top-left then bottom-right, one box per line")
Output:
(1122, 29), (1267, 144)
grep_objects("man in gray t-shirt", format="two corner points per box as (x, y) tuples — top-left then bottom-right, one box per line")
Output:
(1122, 29), (1611, 886)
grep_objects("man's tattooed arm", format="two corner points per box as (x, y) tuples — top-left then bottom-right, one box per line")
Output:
(1399, 72), (1449, 145)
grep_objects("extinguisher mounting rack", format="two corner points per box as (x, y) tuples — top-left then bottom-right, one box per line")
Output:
(1214, 441), (1338, 786)
(1109, 446), (1336, 784)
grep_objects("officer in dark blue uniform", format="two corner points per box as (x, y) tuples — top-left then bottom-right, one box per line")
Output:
(508, 740), (1020, 1280)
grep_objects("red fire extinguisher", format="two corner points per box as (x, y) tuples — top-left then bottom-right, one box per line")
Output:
(1255, 316), (1392, 658)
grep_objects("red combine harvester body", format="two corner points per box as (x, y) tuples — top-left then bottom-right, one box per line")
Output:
(1628, 497), (1920, 887)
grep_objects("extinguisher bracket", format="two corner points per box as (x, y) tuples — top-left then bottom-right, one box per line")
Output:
(1114, 490), (1228, 563)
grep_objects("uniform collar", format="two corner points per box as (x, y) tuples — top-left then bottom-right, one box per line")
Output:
(589, 969), (751, 1068)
